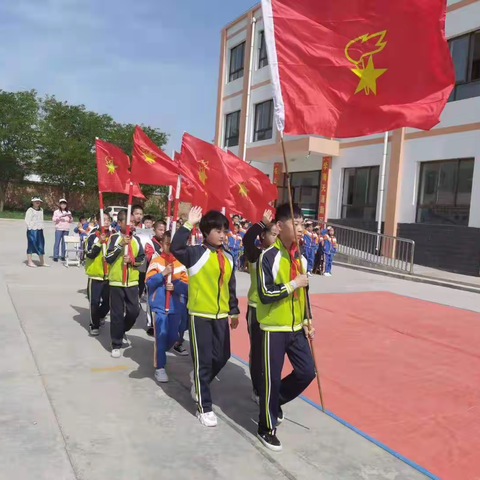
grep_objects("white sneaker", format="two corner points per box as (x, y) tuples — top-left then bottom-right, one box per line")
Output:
(324, 273), (332, 277)
(122, 334), (131, 347)
(190, 371), (198, 402)
(155, 368), (169, 383)
(307, 272), (313, 277)
(111, 349), (121, 358)
(252, 391), (260, 405)
(197, 411), (218, 427)
(89, 327), (100, 337)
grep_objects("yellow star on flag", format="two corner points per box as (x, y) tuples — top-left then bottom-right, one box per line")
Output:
(143, 151), (156, 164)
(105, 156), (118, 175)
(238, 182), (249, 198)
(351, 56), (387, 95)
(198, 160), (208, 185)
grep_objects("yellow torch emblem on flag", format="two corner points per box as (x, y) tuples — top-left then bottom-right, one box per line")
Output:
(345, 30), (388, 95)
(198, 159), (209, 185)
(105, 156), (118, 175)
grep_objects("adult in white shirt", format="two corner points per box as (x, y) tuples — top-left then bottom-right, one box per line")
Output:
(25, 197), (50, 268)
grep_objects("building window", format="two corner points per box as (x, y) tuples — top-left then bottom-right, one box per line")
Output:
(277, 171), (320, 219)
(224, 111), (240, 148)
(416, 159), (474, 226)
(342, 166), (380, 220)
(448, 30), (480, 101)
(254, 100), (273, 142)
(258, 31), (268, 69)
(229, 42), (245, 82)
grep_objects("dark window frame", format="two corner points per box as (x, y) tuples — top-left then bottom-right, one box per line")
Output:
(224, 110), (241, 148)
(416, 158), (474, 226)
(448, 29), (480, 102)
(229, 42), (246, 82)
(258, 30), (268, 69)
(276, 171), (321, 218)
(253, 99), (274, 142)
(341, 166), (380, 220)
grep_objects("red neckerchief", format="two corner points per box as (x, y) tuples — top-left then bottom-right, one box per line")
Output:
(160, 252), (176, 264)
(288, 243), (300, 281)
(152, 236), (162, 254)
(288, 243), (301, 300)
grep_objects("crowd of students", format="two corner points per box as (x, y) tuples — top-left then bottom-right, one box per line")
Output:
(303, 222), (338, 277)
(24, 196), (328, 453)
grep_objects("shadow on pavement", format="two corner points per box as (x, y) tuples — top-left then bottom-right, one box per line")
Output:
(70, 305), (112, 353)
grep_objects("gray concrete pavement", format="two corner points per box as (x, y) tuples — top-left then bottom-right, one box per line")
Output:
(0, 218), (445, 479)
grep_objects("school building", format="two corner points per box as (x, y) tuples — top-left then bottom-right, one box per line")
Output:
(214, 0), (480, 276)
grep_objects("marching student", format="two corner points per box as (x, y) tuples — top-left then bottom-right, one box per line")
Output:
(131, 204), (144, 229)
(323, 226), (338, 277)
(25, 197), (49, 268)
(142, 215), (155, 229)
(145, 220), (166, 263)
(171, 206), (240, 428)
(52, 198), (73, 262)
(105, 210), (145, 358)
(85, 211), (112, 336)
(243, 209), (278, 404)
(303, 220), (315, 276)
(146, 231), (188, 383)
(313, 227), (325, 275)
(144, 219), (167, 336)
(256, 203), (316, 452)
(226, 223), (243, 269)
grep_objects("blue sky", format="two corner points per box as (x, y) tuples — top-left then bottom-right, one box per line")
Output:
(0, 0), (257, 153)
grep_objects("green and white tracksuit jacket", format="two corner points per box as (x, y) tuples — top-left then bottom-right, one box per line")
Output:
(105, 232), (145, 287)
(171, 223), (239, 319)
(256, 238), (308, 332)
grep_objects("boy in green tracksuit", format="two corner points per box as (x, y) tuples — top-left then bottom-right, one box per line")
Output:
(256, 203), (316, 452)
(106, 210), (145, 359)
(85, 211), (112, 336)
(171, 207), (239, 428)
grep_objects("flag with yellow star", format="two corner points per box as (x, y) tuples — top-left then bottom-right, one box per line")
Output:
(224, 151), (278, 222)
(95, 139), (144, 198)
(131, 126), (179, 187)
(262, 0), (455, 138)
(178, 133), (234, 211)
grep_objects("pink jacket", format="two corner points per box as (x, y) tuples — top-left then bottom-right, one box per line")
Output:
(53, 209), (73, 231)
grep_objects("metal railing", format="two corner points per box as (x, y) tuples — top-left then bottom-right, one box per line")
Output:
(328, 223), (416, 274)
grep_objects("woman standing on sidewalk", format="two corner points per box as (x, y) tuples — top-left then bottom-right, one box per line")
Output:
(52, 198), (73, 262)
(25, 197), (49, 268)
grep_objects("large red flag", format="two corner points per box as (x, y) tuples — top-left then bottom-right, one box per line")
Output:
(173, 151), (197, 205)
(262, 0), (455, 138)
(224, 152), (277, 222)
(131, 126), (178, 186)
(180, 133), (234, 212)
(95, 139), (144, 198)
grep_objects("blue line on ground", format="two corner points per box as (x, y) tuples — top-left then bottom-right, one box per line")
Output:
(230, 353), (439, 480)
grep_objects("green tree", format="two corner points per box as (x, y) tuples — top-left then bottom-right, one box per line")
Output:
(36, 96), (113, 197)
(0, 90), (39, 211)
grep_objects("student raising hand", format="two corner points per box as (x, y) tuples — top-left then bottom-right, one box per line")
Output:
(188, 207), (203, 226)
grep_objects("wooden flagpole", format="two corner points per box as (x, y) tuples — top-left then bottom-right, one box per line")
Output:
(280, 135), (325, 411)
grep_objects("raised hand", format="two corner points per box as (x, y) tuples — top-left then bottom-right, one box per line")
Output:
(188, 206), (203, 226)
(262, 209), (274, 225)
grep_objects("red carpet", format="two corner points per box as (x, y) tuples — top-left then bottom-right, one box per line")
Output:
(231, 292), (480, 480)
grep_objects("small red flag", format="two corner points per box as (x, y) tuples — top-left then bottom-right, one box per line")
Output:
(262, 0), (455, 137)
(180, 133), (234, 212)
(131, 126), (178, 186)
(224, 152), (278, 222)
(95, 139), (144, 198)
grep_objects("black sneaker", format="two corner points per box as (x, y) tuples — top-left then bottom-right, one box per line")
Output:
(257, 429), (282, 452)
(146, 327), (154, 337)
(60, 257), (65, 261)
(53, 258), (59, 263)
(277, 408), (284, 426)
(173, 344), (189, 356)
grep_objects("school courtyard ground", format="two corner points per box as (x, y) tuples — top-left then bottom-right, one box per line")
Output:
(1, 218), (480, 480)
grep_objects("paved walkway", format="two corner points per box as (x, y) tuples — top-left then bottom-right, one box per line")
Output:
(1, 218), (461, 480)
